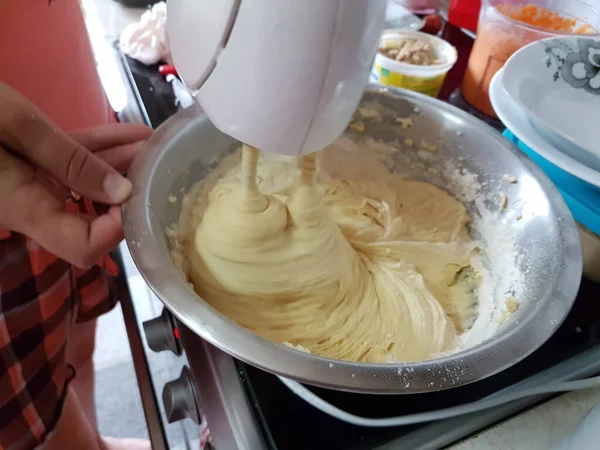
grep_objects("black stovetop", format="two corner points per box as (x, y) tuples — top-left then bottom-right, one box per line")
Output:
(237, 278), (600, 450)
(117, 31), (600, 450)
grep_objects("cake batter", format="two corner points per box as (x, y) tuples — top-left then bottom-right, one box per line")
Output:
(178, 141), (480, 363)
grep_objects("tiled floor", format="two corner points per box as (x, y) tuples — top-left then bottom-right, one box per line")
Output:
(80, 3), (200, 444)
(94, 304), (132, 371)
(80, 0), (152, 440)
(94, 299), (149, 439)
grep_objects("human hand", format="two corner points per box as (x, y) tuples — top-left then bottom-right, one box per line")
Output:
(0, 82), (152, 268)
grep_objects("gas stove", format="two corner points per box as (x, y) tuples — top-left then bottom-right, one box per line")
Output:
(109, 22), (600, 450)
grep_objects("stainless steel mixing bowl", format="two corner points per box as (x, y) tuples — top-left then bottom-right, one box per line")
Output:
(123, 86), (582, 394)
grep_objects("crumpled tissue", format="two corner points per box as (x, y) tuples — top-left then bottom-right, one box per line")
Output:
(120, 2), (172, 66)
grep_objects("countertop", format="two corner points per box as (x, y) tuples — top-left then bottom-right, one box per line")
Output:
(450, 386), (600, 449)
(80, 1), (600, 449)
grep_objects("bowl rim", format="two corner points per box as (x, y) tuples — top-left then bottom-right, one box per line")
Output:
(123, 85), (583, 394)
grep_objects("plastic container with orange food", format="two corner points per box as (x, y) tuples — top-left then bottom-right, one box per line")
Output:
(462, 0), (600, 117)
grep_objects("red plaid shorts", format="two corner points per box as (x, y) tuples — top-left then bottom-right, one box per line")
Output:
(0, 199), (119, 450)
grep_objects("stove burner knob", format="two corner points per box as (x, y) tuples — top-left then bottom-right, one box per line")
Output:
(143, 308), (182, 355)
(163, 367), (201, 425)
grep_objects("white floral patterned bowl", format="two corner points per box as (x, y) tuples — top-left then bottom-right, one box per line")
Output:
(502, 36), (600, 161)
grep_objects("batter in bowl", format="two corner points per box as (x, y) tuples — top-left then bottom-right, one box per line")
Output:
(175, 141), (481, 363)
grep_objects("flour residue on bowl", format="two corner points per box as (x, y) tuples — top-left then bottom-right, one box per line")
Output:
(345, 136), (524, 355)
(166, 133), (523, 364)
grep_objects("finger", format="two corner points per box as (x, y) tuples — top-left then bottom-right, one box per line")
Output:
(34, 206), (124, 269)
(69, 124), (152, 152)
(0, 87), (132, 204)
(93, 141), (144, 174)
(34, 167), (71, 200)
(3, 170), (124, 268)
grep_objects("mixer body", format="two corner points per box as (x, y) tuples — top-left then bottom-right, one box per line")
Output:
(168, 0), (387, 155)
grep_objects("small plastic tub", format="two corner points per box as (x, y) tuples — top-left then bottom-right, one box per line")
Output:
(372, 30), (457, 97)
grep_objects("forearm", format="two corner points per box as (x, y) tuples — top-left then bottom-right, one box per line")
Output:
(43, 388), (103, 450)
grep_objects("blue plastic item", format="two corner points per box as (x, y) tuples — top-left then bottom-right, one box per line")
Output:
(503, 130), (600, 237)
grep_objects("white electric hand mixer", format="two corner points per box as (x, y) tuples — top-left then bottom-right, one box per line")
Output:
(168, 0), (387, 156)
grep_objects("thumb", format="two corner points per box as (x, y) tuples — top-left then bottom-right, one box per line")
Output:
(0, 87), (132, 204)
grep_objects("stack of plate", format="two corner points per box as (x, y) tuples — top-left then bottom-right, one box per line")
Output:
(490, 35), (600, 282)
(490, 35), (600, 187)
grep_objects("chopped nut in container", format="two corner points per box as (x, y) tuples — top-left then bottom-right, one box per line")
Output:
(499, 192), (508, 212)
(396, 117), (413, 129)
(420, 140), (437, 152)
(349, 121), (365, 133)
(380, 39), (440, 66)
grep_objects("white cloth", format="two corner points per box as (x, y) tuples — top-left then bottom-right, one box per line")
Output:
(119, 2), (171, 66)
